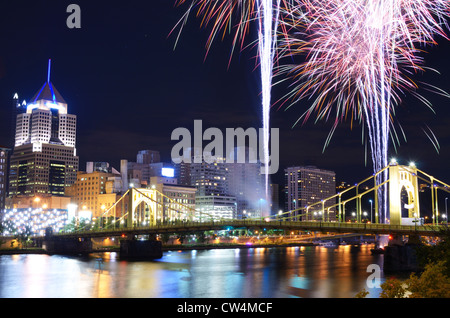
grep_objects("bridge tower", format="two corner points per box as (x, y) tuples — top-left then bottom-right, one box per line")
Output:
(128, 188), (159, 227)
(388, 164), (420, 225)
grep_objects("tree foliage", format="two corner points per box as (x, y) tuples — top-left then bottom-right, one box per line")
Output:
(358, 230), (450, 298)
(379, 278), (407, 298)
(407, 261), (450, 298)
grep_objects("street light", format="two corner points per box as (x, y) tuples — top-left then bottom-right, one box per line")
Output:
(369, 199), (373, 223)
(445, 197), (448, 224)
(293, 199), (296, 220)
(259, 198), (263, 218)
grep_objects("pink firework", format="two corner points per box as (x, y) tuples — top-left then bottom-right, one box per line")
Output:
(276, 0), (450, 222)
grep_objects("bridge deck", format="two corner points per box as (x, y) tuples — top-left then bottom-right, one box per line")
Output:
(47, 220), (448, 239)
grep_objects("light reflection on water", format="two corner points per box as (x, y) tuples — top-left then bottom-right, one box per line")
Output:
(0, 245), (387, 298)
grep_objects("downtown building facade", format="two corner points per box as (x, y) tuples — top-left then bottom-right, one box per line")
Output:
(188, 152), (237, 220)
(116, 150), (197, 223)
(65, 168), (123, 219)
(3, 65), (79, 236)
(149, 176), (196, 222)
(175, 147), (267, 220)
(7, 69), (79, 205)
(285, 166), (336, 221)
(120, 150), (173, 190)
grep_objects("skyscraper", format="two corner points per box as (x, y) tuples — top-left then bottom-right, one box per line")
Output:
(175, 147), (266, 219)
(9, 93), (27, 148)
(8, 60), (79, 199)
(285, 166), (336, 221)
(226, 147), (266, 218)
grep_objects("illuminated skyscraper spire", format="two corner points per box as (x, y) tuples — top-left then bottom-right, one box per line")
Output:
(47, 59), (51, 83)
(30, 59), (66, 105)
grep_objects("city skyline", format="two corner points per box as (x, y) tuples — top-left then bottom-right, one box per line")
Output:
(2, 1), (450, 302)
(1, 1), (450, 189)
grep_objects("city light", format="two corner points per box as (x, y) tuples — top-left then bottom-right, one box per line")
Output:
(0, 1), (449, 301)
(2, 208), (68, 236)
(161, 167), (175, 178)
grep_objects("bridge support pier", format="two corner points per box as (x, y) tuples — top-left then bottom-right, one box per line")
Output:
(383, 235), (421, 273)
(42, 228), (92, 255)
(119, 239), (163, 260)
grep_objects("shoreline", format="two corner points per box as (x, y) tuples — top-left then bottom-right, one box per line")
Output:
(0, 241), (373, 256)
(162, 242), (317, 251)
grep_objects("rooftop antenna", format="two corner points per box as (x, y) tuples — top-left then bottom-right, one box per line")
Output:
(47, 59), (51, 83)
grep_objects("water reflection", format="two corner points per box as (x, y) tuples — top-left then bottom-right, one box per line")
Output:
(0, 245), (386, 298)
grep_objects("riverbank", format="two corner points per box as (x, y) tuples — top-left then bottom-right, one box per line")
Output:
(162, 241), (317, 251)
(0, 248), (46, 255)
(0, 241), (322, 255)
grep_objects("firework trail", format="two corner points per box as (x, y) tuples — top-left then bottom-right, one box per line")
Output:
(276, 0), (450, 222)
(172, 0), (286, 215)
(258, 0), (281, 214)
(172, 0), (258, 66)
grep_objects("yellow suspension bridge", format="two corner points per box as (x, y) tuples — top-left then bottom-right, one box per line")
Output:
(53, 163), (449, 240)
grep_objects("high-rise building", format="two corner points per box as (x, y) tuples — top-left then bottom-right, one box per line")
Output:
(285, 166), (336, 221)
(226, 147), (266, 218)
(9, 93), (27, 148)
(86, 161), (120, 174)
(174, 161), (191, 186)
(137, 150), (160, 164)
(270, 183), (280, 214)
(190, 153), (229, 197)
(8, 61), (79, 199)
(176, 148), (266, 219)
(120, 150), (176, 190)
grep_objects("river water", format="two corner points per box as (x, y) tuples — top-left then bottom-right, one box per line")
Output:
(0, 244), (392, 298)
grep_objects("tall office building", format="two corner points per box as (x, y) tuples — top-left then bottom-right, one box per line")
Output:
(190, 152), (229, 197)
(9, 93), (27, 148)
(137, 150), (160, 165)
(226, 147), (266, 218)
(120, 150), (176, 190)
(270, 183), (280, 214)
(8, 61), (79, 199)
(86, 161), (120, 174)
(177, 148), (266, 219)
(186, 151), (236, 219)
(285, 166), (336, 221)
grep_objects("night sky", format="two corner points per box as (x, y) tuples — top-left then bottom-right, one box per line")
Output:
(1, 0), (450, 190)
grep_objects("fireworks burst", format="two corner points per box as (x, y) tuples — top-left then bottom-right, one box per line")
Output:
(276, 0), (450, 222)
(172, 0), (257, 65)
